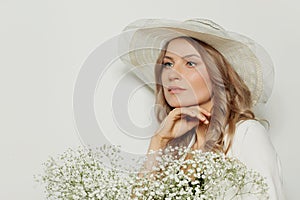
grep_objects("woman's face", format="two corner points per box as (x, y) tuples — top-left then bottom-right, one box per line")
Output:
(161, 38), (213, 109)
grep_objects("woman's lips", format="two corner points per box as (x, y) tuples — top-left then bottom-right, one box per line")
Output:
(168, 86), (186, 94)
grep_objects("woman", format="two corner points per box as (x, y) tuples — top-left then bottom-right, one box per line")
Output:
(121, 18), (285, 199)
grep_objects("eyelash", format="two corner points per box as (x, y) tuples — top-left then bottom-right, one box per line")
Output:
(187, 61), (197, 67)
(162, 62), (173, 68)
(162, 61), (197, 68)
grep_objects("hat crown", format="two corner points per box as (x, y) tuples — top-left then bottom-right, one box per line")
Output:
(184, 18), (225, 31)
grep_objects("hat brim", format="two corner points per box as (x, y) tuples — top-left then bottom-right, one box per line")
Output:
(119, 18), (274, 105)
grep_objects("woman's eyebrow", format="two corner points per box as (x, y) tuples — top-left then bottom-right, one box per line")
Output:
(182, 54), (201, 59)
(163, 54), (201, 60)
(163, 56), (174, 61)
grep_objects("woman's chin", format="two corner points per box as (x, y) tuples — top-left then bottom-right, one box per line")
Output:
(169, 102), (198, 108)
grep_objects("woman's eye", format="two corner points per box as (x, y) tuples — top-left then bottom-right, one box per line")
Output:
(162, 62), (173, 68)
(187, 61), (197, 67)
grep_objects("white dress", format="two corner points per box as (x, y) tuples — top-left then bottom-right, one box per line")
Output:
(225, 119), (286, 200)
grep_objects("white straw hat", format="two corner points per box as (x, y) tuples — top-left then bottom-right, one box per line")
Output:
(119, 18), (274, 105)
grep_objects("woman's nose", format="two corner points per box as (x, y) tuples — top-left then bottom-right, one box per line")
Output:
(168, 64), (183, 81)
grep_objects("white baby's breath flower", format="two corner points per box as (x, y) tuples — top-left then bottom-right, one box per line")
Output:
(131, 145), (269, 200)
(35, 145), (269, 200)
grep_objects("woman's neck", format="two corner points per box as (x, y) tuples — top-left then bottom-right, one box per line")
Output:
(200, 98), (213, 113)
(192, 99), (212, 150)
(192, 125), (208, 150)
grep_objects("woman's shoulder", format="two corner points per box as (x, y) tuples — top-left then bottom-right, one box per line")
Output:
(228, 119), (279, 172)
(234, 119), (269, 142)
(229, 119), (274, 157)
(235, 119), (267, 131)
(229, 120), (286, 199)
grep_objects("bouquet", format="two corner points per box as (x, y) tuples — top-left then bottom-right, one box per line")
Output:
(34, 145), (136, 199)
(132, 146), (269, 199)
(34, 145), (269, 200)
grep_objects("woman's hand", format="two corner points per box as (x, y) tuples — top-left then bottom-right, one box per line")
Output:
(150, 105), (211, 150)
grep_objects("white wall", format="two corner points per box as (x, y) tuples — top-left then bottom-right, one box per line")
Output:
(1, 0), (299, 199)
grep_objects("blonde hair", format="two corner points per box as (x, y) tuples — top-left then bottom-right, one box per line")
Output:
(154, 36), (259, 154)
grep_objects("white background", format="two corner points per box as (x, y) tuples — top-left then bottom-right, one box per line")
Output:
(1, 0), (299, 199)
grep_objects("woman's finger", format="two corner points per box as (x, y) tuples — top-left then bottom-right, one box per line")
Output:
(182, 107), (210, 124)
(188, 105), (211, 116)
(197, 107), (211, 116)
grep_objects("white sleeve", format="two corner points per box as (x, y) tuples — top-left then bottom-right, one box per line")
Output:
(229, 120), (286, 200)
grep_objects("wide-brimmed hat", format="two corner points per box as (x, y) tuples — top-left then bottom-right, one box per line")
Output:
(119, 18), (274, 105)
